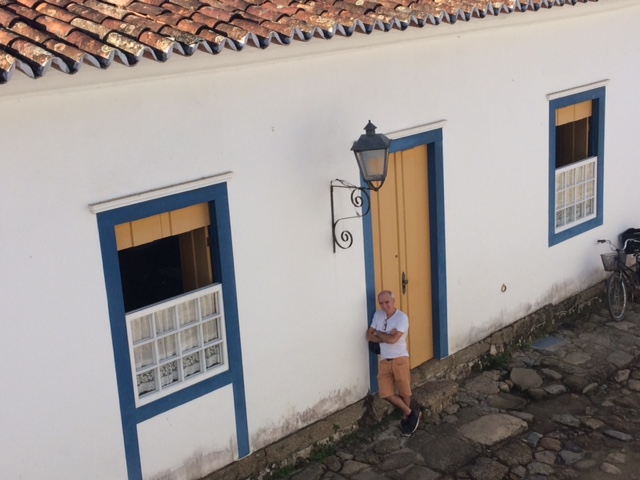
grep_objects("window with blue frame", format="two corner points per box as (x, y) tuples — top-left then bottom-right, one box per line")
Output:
(114, 202), (230, 405)
(94, 179), (249, 479)
(549, 86), (605, 246)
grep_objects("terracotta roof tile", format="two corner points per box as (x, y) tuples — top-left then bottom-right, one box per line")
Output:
(0, 0), (600, 83)
(82, 0), (130, 20)
(126, 1), (165, 15)
(0, 47), (17, 81)
(47, 0), (76, 8)
(199, 6), (235, 22)
(36, 15), (77, 36)
(14, 0), (40, 9)
(35, 2), (77, 23)
(67, 3), (109, 22)
(0, 7), (19, 25)
(10, 23), (87, 72)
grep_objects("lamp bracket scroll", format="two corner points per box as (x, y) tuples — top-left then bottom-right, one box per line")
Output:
(330, 179), (371, 253)
(330, 121), (390, 253)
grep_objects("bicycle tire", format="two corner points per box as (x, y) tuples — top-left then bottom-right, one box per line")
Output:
(606, 272), (627, 321)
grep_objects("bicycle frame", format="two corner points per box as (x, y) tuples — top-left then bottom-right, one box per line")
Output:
(614, 253), (639, 288)
(597, 237), (640, 320)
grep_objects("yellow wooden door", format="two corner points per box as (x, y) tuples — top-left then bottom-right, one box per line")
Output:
(371, 144), (433, 368)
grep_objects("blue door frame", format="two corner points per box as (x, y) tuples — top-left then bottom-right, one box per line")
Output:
(362, 128), (448, 392)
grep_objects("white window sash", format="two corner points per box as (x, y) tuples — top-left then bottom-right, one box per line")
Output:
(126, 283), (229, 407)
(555, 156), (597, 233)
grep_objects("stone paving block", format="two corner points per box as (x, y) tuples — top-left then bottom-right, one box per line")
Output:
(604, 430), (634, 441)
(563, 351), (591, 365)
(510, 368), (543, 390)
(531, 336), (567, 352)
(339, 460), (369, 476)
(291, 462), (325, 480)
(401, 464), (441, 480)
(467, 457), (508, 480)
(378, 451), (423, 471)
(410, 435), (480, 472)
(412, 380), (459, 415)
(485, 393), (527, 410)
(459, 414), (528, 446)
(608, 350), (634, 368)
(351, 470), (387, 480)
(493, 439), (533, 466)
(465, 375), (501, 396)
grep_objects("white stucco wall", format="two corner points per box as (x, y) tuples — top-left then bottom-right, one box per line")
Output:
(1, 0), (639, 478)
(138, 386), (237, 479)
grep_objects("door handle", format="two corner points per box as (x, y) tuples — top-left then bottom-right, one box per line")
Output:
(402, 271), (409, 294)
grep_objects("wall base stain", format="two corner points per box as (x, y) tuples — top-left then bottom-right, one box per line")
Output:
(148, 440), (235, 480)
(250, 386), (360, 452)
(452, 273), (603, 354)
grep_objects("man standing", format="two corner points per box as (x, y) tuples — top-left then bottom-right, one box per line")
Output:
(367, 290), (421, 436)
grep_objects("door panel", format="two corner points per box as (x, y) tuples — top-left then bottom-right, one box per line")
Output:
(372, 144), (433, 367)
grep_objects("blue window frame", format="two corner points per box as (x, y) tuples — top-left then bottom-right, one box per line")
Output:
(549, 86), (605, 246)
(95, 181), (248, 480)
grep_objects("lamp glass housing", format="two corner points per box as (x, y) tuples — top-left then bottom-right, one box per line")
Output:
(351, 121), (391, 191)
(355, 149), (388, 183)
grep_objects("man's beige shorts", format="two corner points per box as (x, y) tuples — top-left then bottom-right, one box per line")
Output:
(377, 356), (411, 399)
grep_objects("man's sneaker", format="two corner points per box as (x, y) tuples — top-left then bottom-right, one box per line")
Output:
(400, 417), (411, 437)
(407, 408), (422, 434)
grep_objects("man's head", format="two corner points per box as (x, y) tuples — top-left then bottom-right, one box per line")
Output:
(378, 290), (396, 317)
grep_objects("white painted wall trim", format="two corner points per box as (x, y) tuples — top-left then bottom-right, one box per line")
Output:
(546, 80), (610, 101)
(88, 172), (234, 213)
(386, 120), (447, 140)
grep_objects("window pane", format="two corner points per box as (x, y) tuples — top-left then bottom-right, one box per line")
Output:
(137, 370), (157, 396)
(203, 319), (220, 343)
(556, 211), (564, 228)
(576, 184), (584, 201)
(131, 315), (153, 343)
(157, 334), (177, 361)
(586, 179), (595, 197)
(576, 203), (584, 220)
(201, 293), (218, 318)
(566, 188), (574, 206)
(178, 299), (198, 326)
(155, 307), (176, 334)
(556, 191), (565, 209)
(183, 352), (201, 378)
(566, 169), (575, 187)
(134, 343), (154, 369)
(160, 361), (179, 387)
(556, 172), (565, 190)
(205, 344), (223, 369)
(586, 198), (594, 215)
(565, 206), (574, 223)
(181, 326), (200, 351)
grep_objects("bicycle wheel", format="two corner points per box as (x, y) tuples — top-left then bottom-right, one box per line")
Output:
(606, 272), (627, 321)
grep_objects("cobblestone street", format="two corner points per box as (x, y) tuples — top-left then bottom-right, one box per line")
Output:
(276, 304), (640, 480)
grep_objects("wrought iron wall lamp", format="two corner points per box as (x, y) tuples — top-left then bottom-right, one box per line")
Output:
(331, 121), (391, 252)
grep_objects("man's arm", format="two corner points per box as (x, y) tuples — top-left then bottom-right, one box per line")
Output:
(366, 327), (382, 343)
(367, 327), (402, 344)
